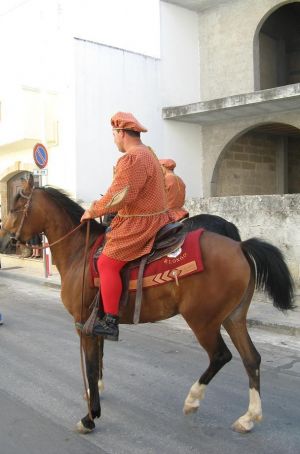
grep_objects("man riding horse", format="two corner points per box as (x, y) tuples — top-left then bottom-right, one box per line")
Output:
(80, 112), (174, 341)
(159, 158), (189, 222)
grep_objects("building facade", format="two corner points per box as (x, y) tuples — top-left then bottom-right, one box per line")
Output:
(164, 0), (300, 288)
(0, 0), (299, 287)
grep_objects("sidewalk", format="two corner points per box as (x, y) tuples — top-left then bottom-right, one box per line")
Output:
(0, 253), (61, 289)
(1, 253), (300, 337)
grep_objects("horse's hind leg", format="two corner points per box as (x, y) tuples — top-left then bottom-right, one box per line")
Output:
(183, 326), (232, 415)
(223, 295), (262, 433)
(76, 337), (101, 434)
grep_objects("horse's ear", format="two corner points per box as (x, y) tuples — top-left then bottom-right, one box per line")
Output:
(28, 173), (34, 189)
(21, 174), (34, 193)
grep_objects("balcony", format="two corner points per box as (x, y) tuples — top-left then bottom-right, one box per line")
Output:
(162, 83), (300, 124)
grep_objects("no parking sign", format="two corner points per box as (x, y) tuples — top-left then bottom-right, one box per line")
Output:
(33, 143), (48, 169)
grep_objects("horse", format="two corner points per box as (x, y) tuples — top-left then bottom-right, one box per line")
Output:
(2, 176), (295, 435)
(181, 213), (241, 240)
(103, 213), (242, 241)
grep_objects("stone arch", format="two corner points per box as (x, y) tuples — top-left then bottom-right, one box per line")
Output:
(253, 1), (300, 90)
(211, 122), (300, 196)
(0, 161), (34, 218)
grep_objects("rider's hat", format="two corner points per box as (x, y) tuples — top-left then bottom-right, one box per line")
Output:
(111, 112), (147, 133)
(159, 159), (176, 171)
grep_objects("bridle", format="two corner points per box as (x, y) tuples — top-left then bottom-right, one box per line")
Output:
(13, 188), (34, 241)
(7, 185), (93, 419)
(7, 187), (85, 247)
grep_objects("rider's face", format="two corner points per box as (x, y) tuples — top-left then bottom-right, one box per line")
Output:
(113, 129), (125, 152)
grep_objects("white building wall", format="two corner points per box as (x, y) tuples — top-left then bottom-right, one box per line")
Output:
(74, 2), (203, 201)
(160, 2), (201, 106)
(160, 2), (202, 197)
(0, 0), (203, 203)
(74, 40), (163, 202)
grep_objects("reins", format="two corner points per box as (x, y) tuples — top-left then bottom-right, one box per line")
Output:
(37, 223), (85, 250)
(79, 219), (93, 420)
(10, 187), (94, 421)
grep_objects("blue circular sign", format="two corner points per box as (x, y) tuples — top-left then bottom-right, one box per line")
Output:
(33, 143), (48, 169)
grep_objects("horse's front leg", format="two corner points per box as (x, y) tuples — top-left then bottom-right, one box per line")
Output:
(83, 336), (105, 399)
(76, 336), (101, 434)
(98, 336), (105, 392)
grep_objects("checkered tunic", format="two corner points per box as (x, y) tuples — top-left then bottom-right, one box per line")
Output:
(89, 145), (173, 261)
(164, 173), (188, 222)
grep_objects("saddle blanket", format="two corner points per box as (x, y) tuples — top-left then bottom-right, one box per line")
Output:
(90, 228), (204, 290)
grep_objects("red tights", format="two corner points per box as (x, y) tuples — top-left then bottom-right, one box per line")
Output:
(97, 253), (127, 316)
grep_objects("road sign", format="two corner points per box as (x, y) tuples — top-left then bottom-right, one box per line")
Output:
(33, 143), (48, 169)
(33, 169), (48, 176)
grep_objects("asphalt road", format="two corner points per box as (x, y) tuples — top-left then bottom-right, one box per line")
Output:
(0, 274), (299, 454)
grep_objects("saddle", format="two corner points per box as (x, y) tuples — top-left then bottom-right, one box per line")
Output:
(120, 221), (186, 324)
(83, 222), (186, 334)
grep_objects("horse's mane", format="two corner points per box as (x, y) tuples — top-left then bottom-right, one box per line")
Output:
(39, 186), (106, 235)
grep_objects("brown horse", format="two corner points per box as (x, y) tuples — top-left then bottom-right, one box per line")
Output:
(2, 176), (295, 434)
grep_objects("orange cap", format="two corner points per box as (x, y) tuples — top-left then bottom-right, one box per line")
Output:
(111, 112), (147, 133)
(159, 159), (176, 170)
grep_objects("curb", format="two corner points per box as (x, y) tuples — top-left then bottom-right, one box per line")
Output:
(247, 318), (300, 337)
(0, 269), (61, 290)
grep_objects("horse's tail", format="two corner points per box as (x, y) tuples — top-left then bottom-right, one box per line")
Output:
(241, 238), (295, 312)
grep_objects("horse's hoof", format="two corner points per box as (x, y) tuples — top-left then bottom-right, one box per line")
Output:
(231, 419), (254, 433)
(75, 419), (95, 434)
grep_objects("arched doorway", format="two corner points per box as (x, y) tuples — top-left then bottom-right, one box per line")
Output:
(258, 2), (300, 89)
(212, 123), (300, 196)
(7, 172), (40, 211)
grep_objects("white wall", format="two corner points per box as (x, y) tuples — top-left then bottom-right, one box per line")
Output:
(74, 40), (163, 202)
(74, 0), (203, 202)
(160, 2), (201, 106)
(162, 121), (203, 196)
(0, 0), (203, 201)
(160, 2), (202, 197)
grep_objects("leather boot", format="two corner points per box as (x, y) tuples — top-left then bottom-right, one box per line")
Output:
(92, 314), (119, 341)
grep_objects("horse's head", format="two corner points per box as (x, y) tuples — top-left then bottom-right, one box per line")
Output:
(2, 174), (43, 245)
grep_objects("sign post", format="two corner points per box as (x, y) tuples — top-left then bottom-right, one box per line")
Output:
(33, 143), (48, 187)
(33, 143), (48, 169)
(33, 143), (50, 277)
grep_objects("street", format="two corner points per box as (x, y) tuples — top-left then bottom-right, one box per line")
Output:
(0, 274), (299, 454)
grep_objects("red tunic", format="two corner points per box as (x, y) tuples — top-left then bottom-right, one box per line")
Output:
(89, 145), (173, 261)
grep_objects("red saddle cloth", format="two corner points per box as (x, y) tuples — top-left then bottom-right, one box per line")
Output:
(90, 228), (204, 290)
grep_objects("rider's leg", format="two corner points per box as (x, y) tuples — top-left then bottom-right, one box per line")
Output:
(93, 253), (127, 340)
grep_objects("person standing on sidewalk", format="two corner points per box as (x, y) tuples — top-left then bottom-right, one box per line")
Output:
(27, 233), (42, 258)
(0, 313), (3, 326)
(80, 112), (173, 341)
(159, 159), (189, 222)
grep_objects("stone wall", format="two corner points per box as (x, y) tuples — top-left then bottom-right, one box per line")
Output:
(185, 194), (300, 293)
(216, 132), (277, 196)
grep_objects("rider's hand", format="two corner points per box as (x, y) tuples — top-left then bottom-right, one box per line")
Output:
(80, 210), (93, 223)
